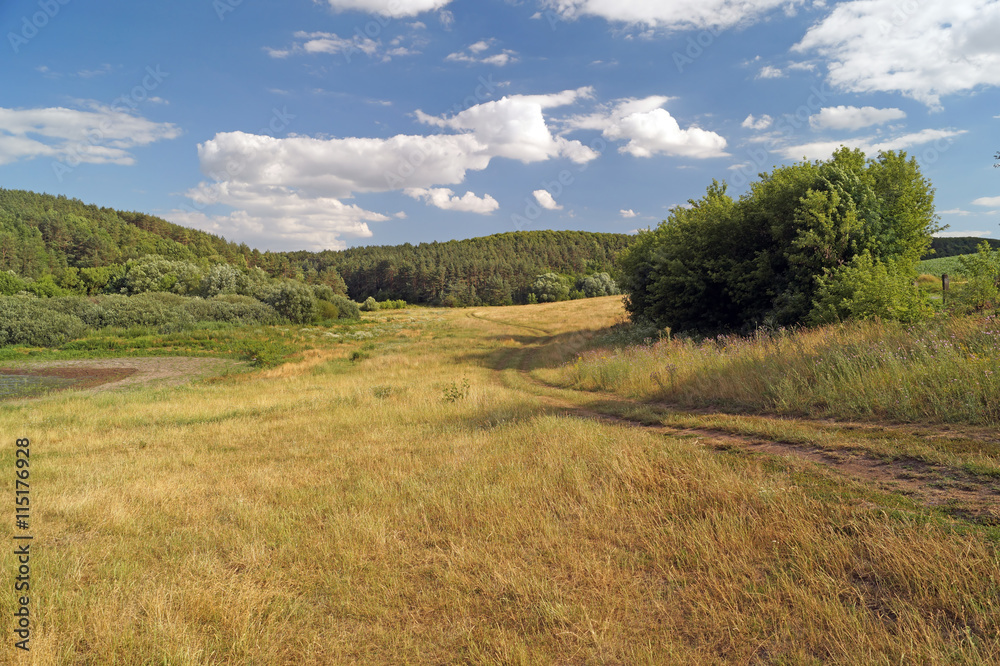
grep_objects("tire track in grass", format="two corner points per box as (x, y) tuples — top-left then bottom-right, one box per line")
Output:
(468, 310), (1000, 523)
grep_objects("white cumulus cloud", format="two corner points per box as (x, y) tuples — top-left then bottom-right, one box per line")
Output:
(446, 39), (519, 66)
(0, 104), (181, 167)
(533, 190), (563, 210)
(183, 89), (603, 249)
(322, 0), (453, 17)
(809, 106), (906, 131)
(620, 208), (638, 218)
(795, 0), (1000, 108)
(741, 114), (773, 130)
(972, 196), (1000, 206)
(540, 0), (804, 32)
(405, 187), (499, 213)
(567, 96), (728, 158)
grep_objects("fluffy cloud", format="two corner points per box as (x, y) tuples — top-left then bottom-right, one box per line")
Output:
(567, 96), (728, 158)
(185, 89), (600, 249)
(0, 104), (180, 166)
(795, 0), (1000, 108)
(533, 190), (563, 210)
(540, 0), (803, 31)
(416, 88), (599, 164)
(169, 182), (386, 252)
(809, 106), (906, 131)
(741, 114), (773, 130)
(322, 0), (453, 17)
(779, 128), (966, 161)
(405, 187), (499, 213)
(619, 208), (637, 218)
(972, 196), (1000, 206)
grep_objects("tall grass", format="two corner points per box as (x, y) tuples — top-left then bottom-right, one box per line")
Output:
(550, 314), (1000, 425)
(0, 302), (997, 662)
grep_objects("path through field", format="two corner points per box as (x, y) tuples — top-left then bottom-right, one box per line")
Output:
(467, 307), (1000, 524)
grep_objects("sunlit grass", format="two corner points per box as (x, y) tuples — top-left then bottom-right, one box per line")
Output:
(547, 313), (1000, 426)
(0, 300), (997, 663)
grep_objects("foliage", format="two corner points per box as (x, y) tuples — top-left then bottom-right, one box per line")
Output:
(811, 253), (930, 324)
(955, 242), (1000, 312)
(576, 272), (619, 298)
(620, 149), (939, 333)
(0, 297), (87, 346)
(442, 378), (471, 402)
(361, 296), (380, 312)
(927, 236), (1000, 259)
(328, 295), (360, 320)
(378, 299), (407, 310)
(531, 273), (570, 303)
(264, 280), (316, 324)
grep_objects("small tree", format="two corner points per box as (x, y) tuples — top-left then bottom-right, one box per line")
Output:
(955, 241), (1000, 312)
(361, 296), (380, 312)
(531, 273), (570, 302)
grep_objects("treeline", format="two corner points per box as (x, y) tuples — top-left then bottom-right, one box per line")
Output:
(0, 189), (632, 306)
(928, 237), (1000, 259)
(286, 230), (632, 306)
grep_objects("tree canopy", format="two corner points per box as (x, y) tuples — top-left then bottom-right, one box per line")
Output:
(618, 148), (939, 334)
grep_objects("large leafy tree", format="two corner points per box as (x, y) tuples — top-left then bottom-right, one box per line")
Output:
(619, 148), (939, 334)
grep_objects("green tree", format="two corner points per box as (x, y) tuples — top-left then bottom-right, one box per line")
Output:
(619, 148), (939, 333)
(531, 273), (570, 302)
(955, 241), (1000, 312)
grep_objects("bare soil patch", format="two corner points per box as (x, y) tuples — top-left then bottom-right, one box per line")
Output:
(0, 356), (243, 397)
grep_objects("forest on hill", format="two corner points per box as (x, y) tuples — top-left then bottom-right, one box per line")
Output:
(928, 236), (1000, 258)
(0, 188), (631, 307)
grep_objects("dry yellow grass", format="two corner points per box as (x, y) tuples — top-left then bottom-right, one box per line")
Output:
(1, 301), (997, 664)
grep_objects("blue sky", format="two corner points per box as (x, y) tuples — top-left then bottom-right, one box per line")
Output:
(2, 0), (998, 251)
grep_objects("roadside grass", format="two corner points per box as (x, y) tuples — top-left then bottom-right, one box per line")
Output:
(0, 299), (997, 663)
(545, 313), (1000, 426)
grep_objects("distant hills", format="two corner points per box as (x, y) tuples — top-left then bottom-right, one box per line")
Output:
(0, 188), (633, 305)
(928, 236), (1000, 259)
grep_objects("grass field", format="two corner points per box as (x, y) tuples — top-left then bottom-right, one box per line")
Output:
(2, 299), (998, 664)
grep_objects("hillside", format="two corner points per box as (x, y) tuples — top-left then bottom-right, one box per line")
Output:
(0, 188), (633, 304)
(927, 236), (1000, 258)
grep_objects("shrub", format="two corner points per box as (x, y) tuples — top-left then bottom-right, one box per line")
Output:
(183, 296), (280, 325)
(0, 272), (27, 296)
(329, 295), (360, 320)
(361, 296), (380, 312)
(531, 273), (570, 302)
(379, 299), (406, 310)
(121, 256), (203, 296)
(955, 242), (1000, 312)
(265, 281), (316, 324)
(314, 300), (340, 321)
(0, 297), (87, 347)
(577, 272), (620, 298)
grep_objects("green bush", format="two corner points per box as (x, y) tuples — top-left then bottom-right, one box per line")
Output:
(361, 296), (380, 312)
(265, 281), (316, 324)
(531, 273), (570, 302)
(955, 242), (1000, 312)
(0, 272), (28, 296)
(811, 253), (930, 325)
(314, 300), (340, 322)
(379, 299), (406, 309)
(577, 272), (619, 298)
(329, 295), (360, 320)
(0, 297), (87, 347)
(183, 296), (280, 325)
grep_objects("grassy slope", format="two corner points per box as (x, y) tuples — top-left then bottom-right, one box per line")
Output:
(1, 299), (998, 664)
